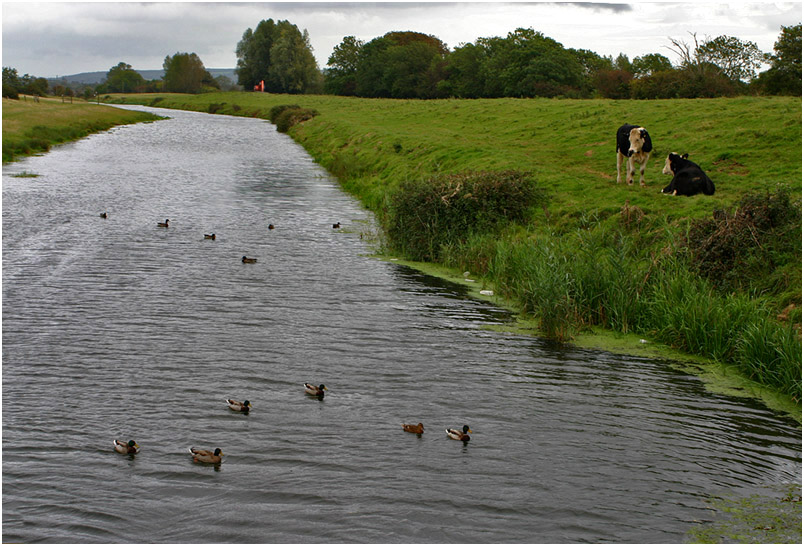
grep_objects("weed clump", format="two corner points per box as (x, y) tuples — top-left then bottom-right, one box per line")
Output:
(385, 170), (547, 262)
(685, 187), (801, 307)
(268, 104), (319, 133)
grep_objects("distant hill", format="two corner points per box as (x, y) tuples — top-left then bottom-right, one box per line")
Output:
(49, 68), (237, 85)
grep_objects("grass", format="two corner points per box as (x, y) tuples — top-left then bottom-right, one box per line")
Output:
(2, 97), (163, 163)
(95, 92), (804, 404)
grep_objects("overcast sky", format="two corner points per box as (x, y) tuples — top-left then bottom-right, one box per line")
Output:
(2, 1), (801, 78)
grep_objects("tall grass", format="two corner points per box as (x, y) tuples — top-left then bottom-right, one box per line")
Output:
(481, 224), (801, 399)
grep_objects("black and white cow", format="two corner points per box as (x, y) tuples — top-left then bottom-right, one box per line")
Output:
(616, 123), (652, 186)
(661, 153), (715, 196)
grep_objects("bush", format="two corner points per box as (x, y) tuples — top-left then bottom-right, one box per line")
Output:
(684, 187), (801, 302)
(269, 104), (319, 133)
(385, 170), (547, 262)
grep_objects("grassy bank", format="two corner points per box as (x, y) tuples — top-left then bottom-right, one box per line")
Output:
(2, 97), (163, 163)
(105, 92), (802, 408)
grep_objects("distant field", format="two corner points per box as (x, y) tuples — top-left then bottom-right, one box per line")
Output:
(2, 97), (162, 163)
(107, 92), (801, 225)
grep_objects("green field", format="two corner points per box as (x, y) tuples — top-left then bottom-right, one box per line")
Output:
(105, 92), (801, 222)
(2, 97), (162, 163)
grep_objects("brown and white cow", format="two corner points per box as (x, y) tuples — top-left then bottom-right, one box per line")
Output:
(616, 124), (653, 186)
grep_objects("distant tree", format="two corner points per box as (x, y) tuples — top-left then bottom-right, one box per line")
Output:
(355, 31), (448, 98)
(163, 52), (211, 93)
(268, 24), (321, 94)
(755, 23), (802, 95)
(631, 53), (673, 77)
(697, 35), (764, 82)
(3, 66), (20, 98)
(236, 19), (319, 93)
(614, 53), (633, 73)
(594, 69), (633, 98)
(440, 42), (486, 98)
(324, 35), (364, 95)
(105, 62), (146, 93)
(665, 33), (739, 96)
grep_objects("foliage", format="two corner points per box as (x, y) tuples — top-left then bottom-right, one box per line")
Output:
(697, 35), (765, 82)
(684, 188), (802, 303)
(268, 104), (319, 133)
(235, 19), (320, 94)
(104, 62), (146, 93)
(353, 31), (448, 99)
(3, 66), (48, 97)
(324, 36), (364, 95)
(385, 170), (547, 261)
(162, 52), (215, 94)
(755, 23), (802, 96)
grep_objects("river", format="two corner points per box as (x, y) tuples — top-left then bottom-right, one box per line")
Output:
(2, 105), (800, 543)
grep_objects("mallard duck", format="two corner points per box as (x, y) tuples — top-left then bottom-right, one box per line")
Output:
(242, 256), (257, 263)
(402, 422), (424, 434)
(332, 222), (341, 229)
(204, 233), (216, 240)
(114, 439), (140, 454)
(157, 219), (169, 228)
(189, 447), (223, 464)
(99, 212), (108, 219)
(446, 425), (472, 441)
(304, 383), (328, 396)
(226, 399), (251, 412)
(268, 224), (275, 230)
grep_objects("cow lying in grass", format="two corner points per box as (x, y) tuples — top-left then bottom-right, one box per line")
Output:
(616, 123), (652, 186)
(661, 153), (715, 196)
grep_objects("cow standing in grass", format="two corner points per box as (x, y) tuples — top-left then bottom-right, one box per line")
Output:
(661, 153), (715, 196)
(616, 124), (653, 186)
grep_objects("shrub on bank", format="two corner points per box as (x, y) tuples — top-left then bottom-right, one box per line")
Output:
(385, 170), (547, 262)
(269, 104), (319, 133)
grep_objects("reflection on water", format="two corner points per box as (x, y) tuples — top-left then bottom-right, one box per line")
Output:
(3, 106), (800, 543)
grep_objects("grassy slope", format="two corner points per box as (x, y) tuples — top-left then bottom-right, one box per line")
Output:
(106, 92), (801, 226)
(2, 97), (162, 163)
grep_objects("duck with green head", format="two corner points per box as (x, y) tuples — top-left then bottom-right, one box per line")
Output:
(189, 447), (223, 464)
(114, 439), (140, 454)
(446, 425), (472, 442)
(304, 383), (327, 397)
(226, 399), (251, 413)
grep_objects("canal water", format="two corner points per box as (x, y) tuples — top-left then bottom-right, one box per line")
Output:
(2, 105), (800, 543)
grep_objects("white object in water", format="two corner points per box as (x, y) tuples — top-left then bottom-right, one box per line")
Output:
(479, 290), (494, 296)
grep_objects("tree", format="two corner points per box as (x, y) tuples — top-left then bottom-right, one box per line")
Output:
(756, 23), (802, 95)
(697, 35), (764, 82)
(3, 66), (20, 98)
(354, 32), (448, 98)
(267, 24), (321, 94)
(162, 52), (211, 93)
(105, 62), (146, 93)
(631, 53), (673, 77)
(324, 35), (364, 95)
(235, 19), (319, 93)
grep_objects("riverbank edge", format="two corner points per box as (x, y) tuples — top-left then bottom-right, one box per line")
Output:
(375, 254), (802, 423)
(102, 94), (801, 422)
(2, 97), (164, 164)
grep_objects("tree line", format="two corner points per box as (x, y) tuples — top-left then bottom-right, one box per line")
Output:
(317, 23), (801, 99)
(3, 21), (799, 100)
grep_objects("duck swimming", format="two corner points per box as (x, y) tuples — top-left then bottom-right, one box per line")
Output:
(189, 447), (223, 464)
(99, 212), (108, 219)
(226, 399), (251, 413)
(242, 256), (257, 263)
(402, 423), (424, 434)
(204, 233), (216, 240)
(114, 439), (140, 454)
(157, 219), (169, 228)
(446, 425), (472, 441)
(304, 383), (328, 396)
